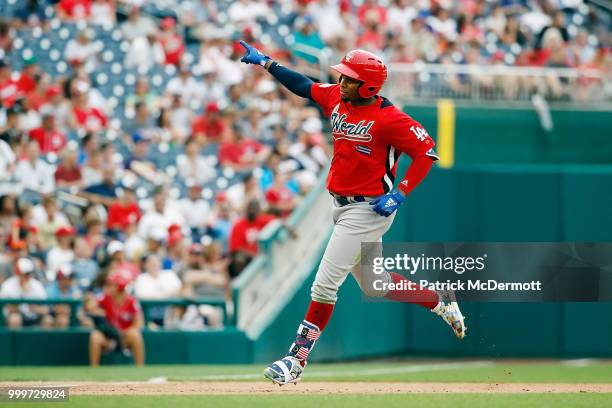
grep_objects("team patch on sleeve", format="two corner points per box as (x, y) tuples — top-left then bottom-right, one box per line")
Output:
(355, 145), (372, 155)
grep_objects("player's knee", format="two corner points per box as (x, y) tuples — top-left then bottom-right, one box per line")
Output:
(310, 282), (338, 304)
(356, 272), (390, 298)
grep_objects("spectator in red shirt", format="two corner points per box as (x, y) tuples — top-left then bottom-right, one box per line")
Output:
(158, 17), (184, 66)
(54, 146), (83, 189)
(57, 0), (91, 22)
(85, 271), (145, 366)
(70, 86), (108, 133)
(15, 56), (39, 96)
(191, 102), (226, 143)
(0, 60), (19, 108)
(228, 200), (275, 277)
(107, 187), (141, 235)
(265, 170), (297, 217)
(29, 114), (67, 154)
(357, 0), (387, 26)
(219, 124), (270, 171)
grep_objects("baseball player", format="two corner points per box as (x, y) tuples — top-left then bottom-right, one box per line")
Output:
(239, 42), (467, 386)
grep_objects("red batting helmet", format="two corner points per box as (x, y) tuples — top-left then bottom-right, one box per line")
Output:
(331, 49), (387, 98)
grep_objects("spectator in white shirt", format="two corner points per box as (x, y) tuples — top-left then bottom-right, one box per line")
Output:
(176, 138), (217, 185)
(138, 187), (185, 240)
(165, 64), (204, 107)
(135, 254), (182, 299)
(14, 140), (55, 194)
(124, 31), (165, 72)
(46, 226), (76, 281)
(0, 257), (52, 328)
(64, 30), (99, 70)
(90, 0), (116, 27)
(0, 139), (16, 184)
(178, 181), (210, 235)
(120, 5), (157, 42)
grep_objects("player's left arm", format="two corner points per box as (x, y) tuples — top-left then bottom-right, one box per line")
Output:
(370, 116), (438, 217)
(239, 41), (314, 99)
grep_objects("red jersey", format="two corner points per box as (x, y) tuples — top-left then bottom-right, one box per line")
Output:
(97, 293), (140, 331)
(107, 201), (141, 231)
(29, 127), (67, 154)
(311, 83), (436, 196)
(229, 214), (275, 256)
(219, 139), (263, 166)
(73, 106), (107, 132)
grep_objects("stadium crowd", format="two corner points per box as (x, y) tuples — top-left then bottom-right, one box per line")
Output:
(0, 0), (609, 337)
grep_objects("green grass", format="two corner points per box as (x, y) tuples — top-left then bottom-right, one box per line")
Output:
(2, 394), (612, 408)
(1, 361), (612, 383)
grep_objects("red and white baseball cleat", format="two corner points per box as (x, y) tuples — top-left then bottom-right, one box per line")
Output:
(432, 301), (467, 339)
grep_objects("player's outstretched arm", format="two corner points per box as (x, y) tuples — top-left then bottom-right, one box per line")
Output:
(239, 40), (314, 99)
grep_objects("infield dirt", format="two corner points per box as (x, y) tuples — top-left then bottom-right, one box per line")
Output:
(2, 382), (612, 395)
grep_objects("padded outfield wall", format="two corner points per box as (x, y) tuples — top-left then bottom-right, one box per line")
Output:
(2, 106), (611, 365)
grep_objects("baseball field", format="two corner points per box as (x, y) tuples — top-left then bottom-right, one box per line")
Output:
(2, 359), (612, 407)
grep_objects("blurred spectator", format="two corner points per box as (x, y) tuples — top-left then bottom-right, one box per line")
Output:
(219, 125), (269, 171)
(13, 0), (48, 28)
(167, 92), (192, 142)
(125, 78), (161, 118)
(82, 149), (104, 188)
(107, 240), (139, 281)
(46, 264), (81, 328)
(31, 196), (70, 250)
(134, 253), (182, 328)
(65, 30), (99, 70)
(291, 16), (326, 64)
(0, 20), (13, 55)
(208, 194), (234, 251)
(28, 114), (67, 155)
(124, 30), (165, 72)
(58, 0), (92, 22)
(16, 57), (40, 98)
(120, 5), (156, 42)
(227, 0), (269, 26)
(107, 186), (141, 235)
(0, 257), (52, 329)
(71, 237), (99, 290)
(228, 200), (275, 277)
(176, 139), (217, 184)
(265, 170), (297, 217)
(46, 226), (76, 281)
(177, 182), (210, 237)
(55, 146), (83, 190)
(158, 17), (185, 66)
(181, 242), (228, 297)
(70, 82), (108, 133)
(14, 140), (55, 194)
(0, 138), (16, 186)
(165, 64), (204, 107)
(123, 102), (157, 138)
(82, 166), (118, 205)
(90, 0), (116, 27)
(358, 0), (387, 26)
(134, 254), (182, 300)
(191, 102), (226, 143)
(86, 272), (145, 366)
(138, 187), (185, 241)
(226, 172), (264, 212)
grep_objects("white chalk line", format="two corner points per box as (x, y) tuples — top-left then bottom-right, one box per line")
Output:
(166, 361), (495, 381)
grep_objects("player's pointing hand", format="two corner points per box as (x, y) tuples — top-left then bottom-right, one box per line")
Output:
(370, 189), (405, 217)
(239, 40), (270, 66)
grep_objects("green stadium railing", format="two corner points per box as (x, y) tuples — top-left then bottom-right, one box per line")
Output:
(0, 297), (229, 328)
